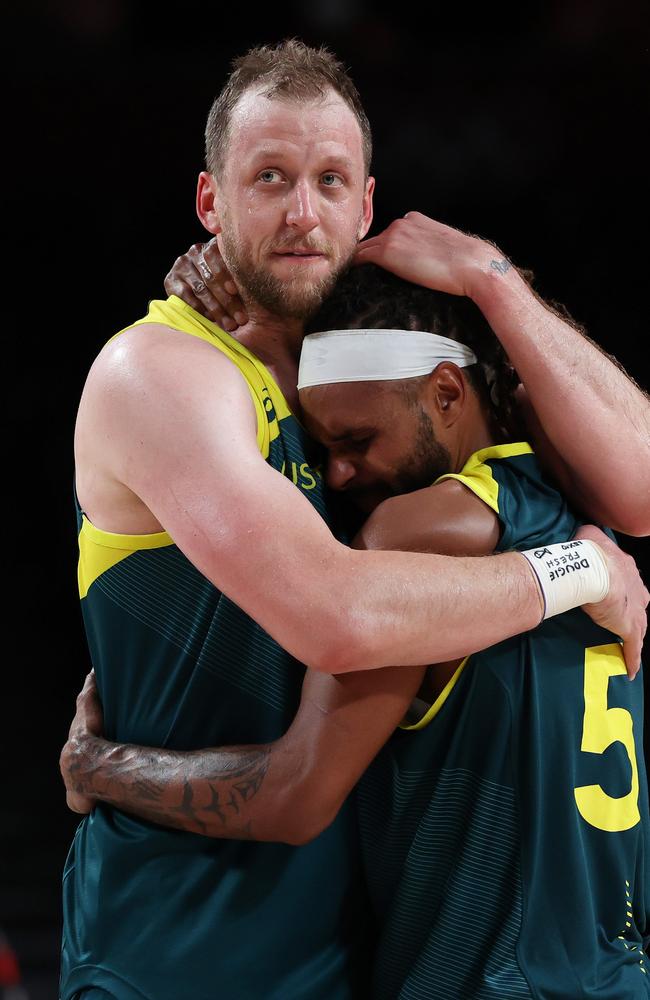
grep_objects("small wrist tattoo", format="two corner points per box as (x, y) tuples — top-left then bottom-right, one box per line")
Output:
(489, 258), (512, 275)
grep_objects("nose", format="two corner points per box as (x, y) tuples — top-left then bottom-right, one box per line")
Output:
(285, 179), (319, 233)
(326, 456), (357, 492)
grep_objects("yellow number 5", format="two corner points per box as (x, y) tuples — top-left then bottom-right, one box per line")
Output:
(574, 644), (640, 832)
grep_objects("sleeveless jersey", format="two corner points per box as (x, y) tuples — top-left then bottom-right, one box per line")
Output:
(357, 442), (649, 1000)
(61, 297), (370, 1000)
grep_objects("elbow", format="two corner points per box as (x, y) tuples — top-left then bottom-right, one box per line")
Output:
(282, 798), (342, 846)
(604, 499), (650, 538)
(619, 509), (650, 538)
(301, 613), (374, 675)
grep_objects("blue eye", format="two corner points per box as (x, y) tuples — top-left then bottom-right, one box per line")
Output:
(321, 173), (342, 187)
(259, 170), (281, 183)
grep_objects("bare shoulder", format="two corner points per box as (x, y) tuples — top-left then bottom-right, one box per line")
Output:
(88, 323), (242, 391)
(79, 322), (257, 439)
(355, 478), (500, 556)
(75, 322), (260, 527)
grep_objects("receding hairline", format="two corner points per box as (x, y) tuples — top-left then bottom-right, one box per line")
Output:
(214, 85), (367, 174)
(205, 40), (373, 180)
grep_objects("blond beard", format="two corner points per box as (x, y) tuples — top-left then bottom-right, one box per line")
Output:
(218, 218), (359, 320)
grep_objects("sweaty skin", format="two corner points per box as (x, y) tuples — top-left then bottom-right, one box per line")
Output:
(66, 93), (649, 823)
(62, 476), (500, 841)
(176, 215), (650, 535)
(63, 359), (648, 838)
(76, 92), (558, 679)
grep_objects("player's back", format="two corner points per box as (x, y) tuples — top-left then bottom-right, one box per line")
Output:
(62, 298), (370, 1000)
(357, 444), (649, 999)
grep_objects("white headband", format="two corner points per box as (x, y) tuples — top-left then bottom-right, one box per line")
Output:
(297, 328), (478, 390)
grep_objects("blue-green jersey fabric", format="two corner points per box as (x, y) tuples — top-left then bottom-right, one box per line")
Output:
(358, 445), (649, 1000)
(61, 304), (371, 1000)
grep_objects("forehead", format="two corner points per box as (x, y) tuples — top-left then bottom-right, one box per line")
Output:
(300, 381), (404, 436)
(226, 87), (365, 170)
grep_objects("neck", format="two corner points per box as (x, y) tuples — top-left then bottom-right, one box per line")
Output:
(451, 408), (502, 473)
(230, 307), (304, 411)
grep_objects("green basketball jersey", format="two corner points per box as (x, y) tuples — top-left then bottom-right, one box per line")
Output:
(357, 443), (649, 1000)
(61, 298), (371, 1000)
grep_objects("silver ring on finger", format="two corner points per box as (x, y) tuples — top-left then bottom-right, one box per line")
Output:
(192, 279), (206, 294)
(197, 253), (213, 282)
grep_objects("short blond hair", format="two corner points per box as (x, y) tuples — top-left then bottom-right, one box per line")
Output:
(205, 38), (372, 178)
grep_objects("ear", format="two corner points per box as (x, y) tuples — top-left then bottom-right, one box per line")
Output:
(196, 171), (222, 235)
(358, 175), (375, 241)
(426, 363), (467, 428)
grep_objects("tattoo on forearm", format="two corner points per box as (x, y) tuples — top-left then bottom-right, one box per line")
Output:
(490, 258), (512, 275)
(66, 738), (272, 839)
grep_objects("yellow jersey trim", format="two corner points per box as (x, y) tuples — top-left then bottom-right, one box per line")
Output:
(78, 514), (173, 599)
(435, 441), (533, 515)
(400, 657), (470, 731)
(78, 297), (299, 598)
(400, 444), (533, 730)
(112, 296), (294, 459)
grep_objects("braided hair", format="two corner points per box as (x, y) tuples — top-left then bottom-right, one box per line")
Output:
(305, 263), (525, 441)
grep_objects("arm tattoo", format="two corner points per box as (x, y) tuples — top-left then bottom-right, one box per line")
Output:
(66, 736), (272, 839)
(490, 258), (512, 276)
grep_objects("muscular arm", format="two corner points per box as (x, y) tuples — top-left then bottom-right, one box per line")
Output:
(356, 213), (650, 536)
(467, 262), (650, 535)
(63, 482), (496, 841)
(77, 324), (546, 674)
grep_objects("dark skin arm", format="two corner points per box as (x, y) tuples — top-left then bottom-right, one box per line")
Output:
(61, 481), (498, 844)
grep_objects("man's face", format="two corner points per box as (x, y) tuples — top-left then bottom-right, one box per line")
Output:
(213, 88), (374, 319)
(300, 381), (451, 512)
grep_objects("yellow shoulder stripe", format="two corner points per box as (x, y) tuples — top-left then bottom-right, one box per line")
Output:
(435, 441), (533, 515)
(78, 515), (173, 599)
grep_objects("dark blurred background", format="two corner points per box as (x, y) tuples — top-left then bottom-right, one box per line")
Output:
(5, 0), (648, 996)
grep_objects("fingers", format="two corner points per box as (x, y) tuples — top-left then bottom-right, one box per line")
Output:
(626, 597), (648, 680)
(66, 790), (93, 815)
(198, 241), (247, 326)
(193, 278), (236, 330)
(622, 633), (641, 680)
(164, 240), (247, 330)
(353, 238), (385, 266)
(76, 670), (95, 709)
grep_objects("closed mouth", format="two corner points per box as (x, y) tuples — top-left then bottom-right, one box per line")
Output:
(273, 249), (325, 258)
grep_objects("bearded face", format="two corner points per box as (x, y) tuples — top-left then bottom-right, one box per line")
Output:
(210, 90), (374, 322)
(219, 214), (358, 320)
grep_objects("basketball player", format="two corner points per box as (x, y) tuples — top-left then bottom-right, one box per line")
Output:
(64, 262), (649, 998)
(60, 40), (649, 1000)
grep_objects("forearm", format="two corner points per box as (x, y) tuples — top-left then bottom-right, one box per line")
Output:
(330, 548), (543, 673)
(468, 261), (650, 534)
(63, 733), (307, 843)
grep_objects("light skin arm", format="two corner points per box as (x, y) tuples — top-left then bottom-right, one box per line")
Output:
(81, 325), (647, 675)
(356, 213), (650, 536)
(79, 325), (551, 675)
(62, 482), (498, 841)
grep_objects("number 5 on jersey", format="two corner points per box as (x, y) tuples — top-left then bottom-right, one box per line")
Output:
(574, 643), (641, 833)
